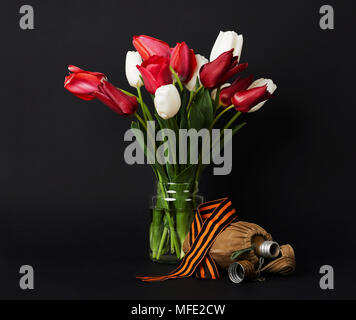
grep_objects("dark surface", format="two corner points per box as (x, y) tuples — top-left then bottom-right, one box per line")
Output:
(0, 0), (355, 299)
(1, 258), (354, 300)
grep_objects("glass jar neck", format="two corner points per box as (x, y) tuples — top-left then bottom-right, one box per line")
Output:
(156, 181), (199, 196)
(153, 181), (201, 210)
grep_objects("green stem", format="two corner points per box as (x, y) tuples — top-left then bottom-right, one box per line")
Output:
(156, 180), (181, 260)
(210, 111), (242, 153)
(224, 111), (241, 130)
(170, 66), (184, 92)
(196, 112), (244, 182)
(168, 118), (179, 175)
(119, 88), (136, 97)
(215, 104), (222, 115)
(176, 208), (193, 258)
(170, 231), (175, 254)
(187, 85), (203, 112)
(137, 87), (147, 123)
(137, 87), (153, 122)
(209, 105), (234, 130)
(214, 87), (221, 112)
(150, 208), (164, 259)
(165, 212), (180, 258)
(188, 90), (194, 109)
(156, 227), (168, 260)
(134, 112), (146, 130)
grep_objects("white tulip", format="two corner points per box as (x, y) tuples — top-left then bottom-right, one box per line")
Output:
(211, 83), (231, 100)
(154, 84), (181, 120)
(185, 54), (209, 91)
(248, 78), (277, 113)
(210, 30), (243, 62)
(125, 51), (143, 88)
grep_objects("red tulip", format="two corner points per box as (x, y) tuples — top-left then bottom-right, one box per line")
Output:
(232, 85), (272, 113)
(133, 35), (171, 61)
(219, 75), (254, 106)
(136, 55), (172, 94)
(170, 42), (197, 82)
(93, 81), (138, 116)
(64, 65), (106, 100)
(199, 49), (248, 89)
(64, 65), (138, 116)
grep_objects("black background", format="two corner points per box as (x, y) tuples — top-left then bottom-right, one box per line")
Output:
(0, 0), (355, 299)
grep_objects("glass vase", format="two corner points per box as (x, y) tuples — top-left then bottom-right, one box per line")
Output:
(149, 182), (203, 263)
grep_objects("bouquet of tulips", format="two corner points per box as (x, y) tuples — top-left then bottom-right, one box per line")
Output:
(64, 30), (277, 262)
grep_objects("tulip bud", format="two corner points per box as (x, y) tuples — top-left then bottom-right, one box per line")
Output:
(200, 49), (248, 89)
(219, 75), (254, 106)
(125, 51), (143, 88)
(133, 35), (171, 61)
(211, 83), (231, 101)
(185, 54), (209, 91)
(64, 65), (106, 100)
(247, 79), (277, 112)
(137, 56), (172, 94)
(64, 65), (138, 116)
(170, 42), (197, 83)
(232, 78), (277, 113)
(210, 30), (243, 62)
(93, 80), (138, 116)
(154, 84), (181, 120)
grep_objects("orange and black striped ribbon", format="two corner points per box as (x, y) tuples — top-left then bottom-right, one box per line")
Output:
(137, 197), (237, 282)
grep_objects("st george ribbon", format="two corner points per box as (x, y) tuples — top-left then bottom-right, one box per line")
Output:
(137, 197), (238, 282)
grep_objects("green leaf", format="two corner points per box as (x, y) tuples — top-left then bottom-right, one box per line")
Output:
(130, 121), (168, 182)
(154, 112), (169, 130)
(217, 122), (247, 152)
(188, 88), (213, 131)
(195, 77), (200, 90)
(232, 122), (247, 136)
(154, 114), (177, 181)
(199, 122), (247, 177)
(173, 164), (198, 183)
(177, 89), (189, 130)
(230, 246), (253, 260)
